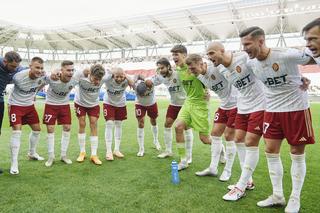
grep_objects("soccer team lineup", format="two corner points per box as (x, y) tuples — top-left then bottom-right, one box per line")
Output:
(1, 19), (320, 213)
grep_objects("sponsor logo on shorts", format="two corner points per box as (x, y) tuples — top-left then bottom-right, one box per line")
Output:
(299, 137), (307, 142)
(236, 66), (241, 73)
(254, 126), (261, 131)
(272, 63), (279, 72)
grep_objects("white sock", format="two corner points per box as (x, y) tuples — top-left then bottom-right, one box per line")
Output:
(47, 133), (55, 158)
(236, 146), (259, 191)
(114, 121), (122, 152)
(78, 133), (86, 153)
(236, 142), (246, 169)
(151, 125), (158, 144)
(221, 142), (226, 157)
(184, 128), (194, 160)
(224, 141), (237, 173)
(10, 130), (22, 166)
(90, 136), (98, 156)
(209, 136), (222, 171)
(60, 131), (70, 157)
(29, 131), (40, 155)
(236, 142), (254, 183)
(290, 153), (306, 199)
(266, 153), (284, 198)
(164, 127), (172, 153)
(105, 120), (114, 154)
(137, 128), (144, 152)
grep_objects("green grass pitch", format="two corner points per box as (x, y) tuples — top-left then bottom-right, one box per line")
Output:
(0, 99), (319, 212)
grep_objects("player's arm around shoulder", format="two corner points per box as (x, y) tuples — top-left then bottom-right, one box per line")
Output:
(83, 67), (91, 77)
(49, 68), (62, 81)
(11, 70), (27, 86)
(145, 78), (154, 89)
(285, 48), (314, 65)
(151, 74), (164, 87)
(125, 74), (135, 88)
(71, 68), (86, 82)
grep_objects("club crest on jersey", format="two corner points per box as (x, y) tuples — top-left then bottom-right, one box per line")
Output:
(211, 74), (216, 80)
(121, 83), (126, 88)
(38, 80), (42, 85)
(173, 78), (177, 83)
(236, 66), (241, 73)
(272, 63), (279, 72)
(69, 86), (73, 90)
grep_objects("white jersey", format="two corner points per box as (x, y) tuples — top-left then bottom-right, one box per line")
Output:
(152, 71), (186, 106)
(197, 66), (237, 110)
(219, 52), (265, 114)
(103, 78), (129, 107)
(8, 69), (46, 106)
(249, 48), (311, 112)
(305, 48), (320, 65)
(45, 76), (78, 105)
(134, 79), (156, 106)
(74, 70), (111, 107)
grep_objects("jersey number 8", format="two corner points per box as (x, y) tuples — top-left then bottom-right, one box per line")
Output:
(11, 114), (17, 122)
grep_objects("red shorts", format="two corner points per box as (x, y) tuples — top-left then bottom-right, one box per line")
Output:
(263, 109), (315, 145)
(235, 111), (264, 135)
(214, 107), (237, 128)
(135, 103), (158, 119)
(74, 103), (100, 118)
(166, 105), (182, 120)
(9, 105), (40, 126)
(43, 104), (71, 125)
(103, 104), (127, 121)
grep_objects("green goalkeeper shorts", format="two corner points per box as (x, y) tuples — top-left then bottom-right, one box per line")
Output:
(177, 102), (210, 136)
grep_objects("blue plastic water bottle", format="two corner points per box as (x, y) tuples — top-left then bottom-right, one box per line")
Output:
(171, 160), (180, 184)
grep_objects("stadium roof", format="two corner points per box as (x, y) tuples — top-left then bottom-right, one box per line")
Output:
(0, 0), (319, 52)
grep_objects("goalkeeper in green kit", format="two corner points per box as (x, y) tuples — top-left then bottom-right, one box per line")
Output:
(170, 45), (211, 171)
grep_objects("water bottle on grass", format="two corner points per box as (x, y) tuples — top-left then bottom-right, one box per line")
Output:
(171, 160), (180, 184)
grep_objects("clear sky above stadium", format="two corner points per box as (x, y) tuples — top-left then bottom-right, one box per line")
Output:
(0, 0), (216, 29)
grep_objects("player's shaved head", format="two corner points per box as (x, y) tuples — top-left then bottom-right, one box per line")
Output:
(112, 67), (124, 75)
(207, 42), (225, 53)
(206, 42), (226, 67)
(112, 67), (126, 84)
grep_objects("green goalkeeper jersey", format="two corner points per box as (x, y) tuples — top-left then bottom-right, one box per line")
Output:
(176, 64), (207, 105)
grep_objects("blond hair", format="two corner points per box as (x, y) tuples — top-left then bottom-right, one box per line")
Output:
(90, 64), (105, 79)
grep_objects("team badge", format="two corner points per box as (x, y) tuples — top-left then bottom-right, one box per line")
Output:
(69, 86), (73, 90)
(173, 78), (177, 83)
(236, 66), (241, 73)
(38, 80), (42, 85)
(211, 74), (216, 80)
(122, 83), (126, 88)
(272, 63), (279, 72)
